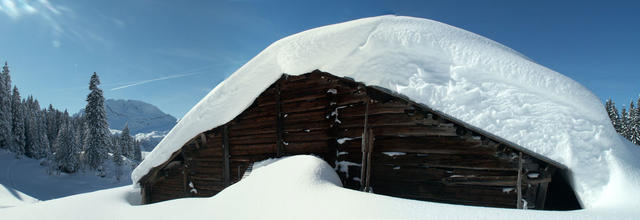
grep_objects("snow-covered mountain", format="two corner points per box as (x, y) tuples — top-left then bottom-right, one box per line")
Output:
(83, 99), (177, 152)
(104, 99), (176, 134)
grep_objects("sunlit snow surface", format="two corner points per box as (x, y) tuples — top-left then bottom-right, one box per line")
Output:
(133, 15), (640, 210)
(0, 185), (38, 209)
(2, 155), (637, 219)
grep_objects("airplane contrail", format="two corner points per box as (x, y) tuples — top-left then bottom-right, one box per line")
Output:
(110, 67), (213, 91)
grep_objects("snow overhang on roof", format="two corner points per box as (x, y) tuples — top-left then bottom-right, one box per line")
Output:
(132, 15), (640, 209)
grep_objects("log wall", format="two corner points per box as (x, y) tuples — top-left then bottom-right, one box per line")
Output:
(141, 70), (557, 209)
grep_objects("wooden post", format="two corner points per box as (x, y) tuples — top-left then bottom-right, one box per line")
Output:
(364, 128), (374, 192)
(516, 152), (523, 209)
(181, 152), (189, 197)
(222, 125), (230, 186)
(360, 100), (370, 191)
(199, 133), (207, 148)
(276, 79), (285, 157)
(141, 185), (148, 204)
(535, 166), (555, 209)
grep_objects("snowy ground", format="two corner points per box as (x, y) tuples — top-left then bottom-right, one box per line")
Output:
(0, 185), (38, 209)
(0, 149), (134, 203)
(0, 155), (636, 219)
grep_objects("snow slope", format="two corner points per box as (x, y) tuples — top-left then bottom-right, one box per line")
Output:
(1, 156), (635, 219)
(103, 99), (177, 134)
(0, 149), (134, 201)
(132, 15), (640, 210)
(0, 185), (38, 209)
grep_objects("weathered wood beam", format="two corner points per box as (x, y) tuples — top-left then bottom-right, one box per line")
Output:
(364, 128), (374, 191)
(516, 152), (523, 209)
(276, 79), (285, 157)
(141, 184), (149, 204)
(360, 100), (370, 191)
(535, 166), (555, 209)
(223, 124), (230, 187)
(180, 151), (189, 197)
(199, 133), (207, 148)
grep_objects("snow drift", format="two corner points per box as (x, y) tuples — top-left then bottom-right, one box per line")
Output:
(2, 155), (634, 219)
(0, 185), (38, 209)
(132, 15), (640, 210)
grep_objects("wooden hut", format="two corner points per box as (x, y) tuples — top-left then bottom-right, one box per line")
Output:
(136, 70), (578, 210)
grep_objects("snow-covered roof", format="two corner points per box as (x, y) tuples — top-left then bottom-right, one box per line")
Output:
(132, 15), (640, 209)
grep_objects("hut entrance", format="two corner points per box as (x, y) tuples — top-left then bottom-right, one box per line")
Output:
(543, 170), (581, 210)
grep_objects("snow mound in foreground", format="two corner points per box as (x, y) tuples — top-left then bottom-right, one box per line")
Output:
(133, 15), (640, 209)
(3, 156), (635, 219)
(0, 185), (39, 209)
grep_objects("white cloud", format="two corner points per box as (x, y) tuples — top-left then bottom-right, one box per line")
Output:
(0, 0), (39, 18)
(112, 18), (125, 28)
(22, 3), (36, 14)
(39, 0), (59, 14)
(1, 0), (20, 19)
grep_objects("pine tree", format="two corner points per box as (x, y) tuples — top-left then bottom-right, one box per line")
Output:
(605, 98), (622, 133)
(10, 86), (25, 156)
(36, 107), (51, 159)
(0, 62), (13, 149)
(635, 97), (640, 144)
(24, 98), (50, 159)
(120, 124), (133, 158)
(629, 101), (638, 144)
(621, 107), (631, 140)
(46, 104), (60, 147)
(133, 139), (142, 161)
(82, 72), (111, 171)
(112, 134), (123, 181)
(24, 96), (37, 157)
(55, 112), (79, 173)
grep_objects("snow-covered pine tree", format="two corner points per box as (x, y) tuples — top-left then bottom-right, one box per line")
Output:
(24, 96), (37, 157)
(133, 139), (142, 161)
(605, 98), (622, 133)
(0, 62), (13, 149)
(54, 111), (80, 173)
(629, 101), (638, 144)
(10, 86), (25, 156)
(82, 72), (111, 171)
(112, 133), (123, 181)
(46, 104), (61, 147)
(72, 115), (86, 170)
(36, 107), (51, 159)
(24, 98), (50, 159)
(621, 107), (630, 140)
(635, 97), (640, 144)
(120, 123), (133, 158)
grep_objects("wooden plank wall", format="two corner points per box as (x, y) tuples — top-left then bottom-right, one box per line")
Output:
(144, 71), (555, 209)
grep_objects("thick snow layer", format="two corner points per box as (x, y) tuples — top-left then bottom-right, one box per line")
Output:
(3, 156), (637, 219)
(132, 15), (640, 209)
(0, 149), (134, 201)
(0, 185), (38, 209)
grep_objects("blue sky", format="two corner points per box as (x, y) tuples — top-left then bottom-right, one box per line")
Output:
(0, 0), (638, 118)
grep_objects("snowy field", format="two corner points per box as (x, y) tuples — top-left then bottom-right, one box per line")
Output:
(0, 149), (134, 202)
(0, 155), (636, 219)
(1, 15), (640, 219)
(0, 184), (38, 209)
